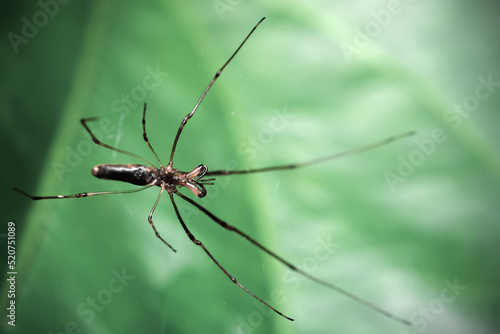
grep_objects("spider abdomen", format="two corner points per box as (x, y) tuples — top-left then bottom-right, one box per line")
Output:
(92, 164), (156, 186)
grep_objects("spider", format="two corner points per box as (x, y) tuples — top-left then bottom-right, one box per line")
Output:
(15, 17), (412, 325)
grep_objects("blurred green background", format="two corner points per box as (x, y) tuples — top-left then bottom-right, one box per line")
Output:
(1, 0), (499, 333)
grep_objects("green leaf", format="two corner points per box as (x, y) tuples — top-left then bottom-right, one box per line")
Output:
(2, 1), (499, 333)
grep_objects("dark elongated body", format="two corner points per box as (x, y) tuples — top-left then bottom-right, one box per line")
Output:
(92, 164), (155, 186)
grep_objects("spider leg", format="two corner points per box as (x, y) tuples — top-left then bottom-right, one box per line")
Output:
(206, 131), (416, 176)
(14, 185), (153, 200)
(141, 103), (163, 167)
(148, 187), (176, 252)
(168, 17), (266, 165)
(175, 191), (411, 326)
(170, 191), (294, 321)
(81, 117), (155, 167)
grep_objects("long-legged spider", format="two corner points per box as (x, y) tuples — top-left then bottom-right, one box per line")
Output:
(15, 17), (413, 325)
